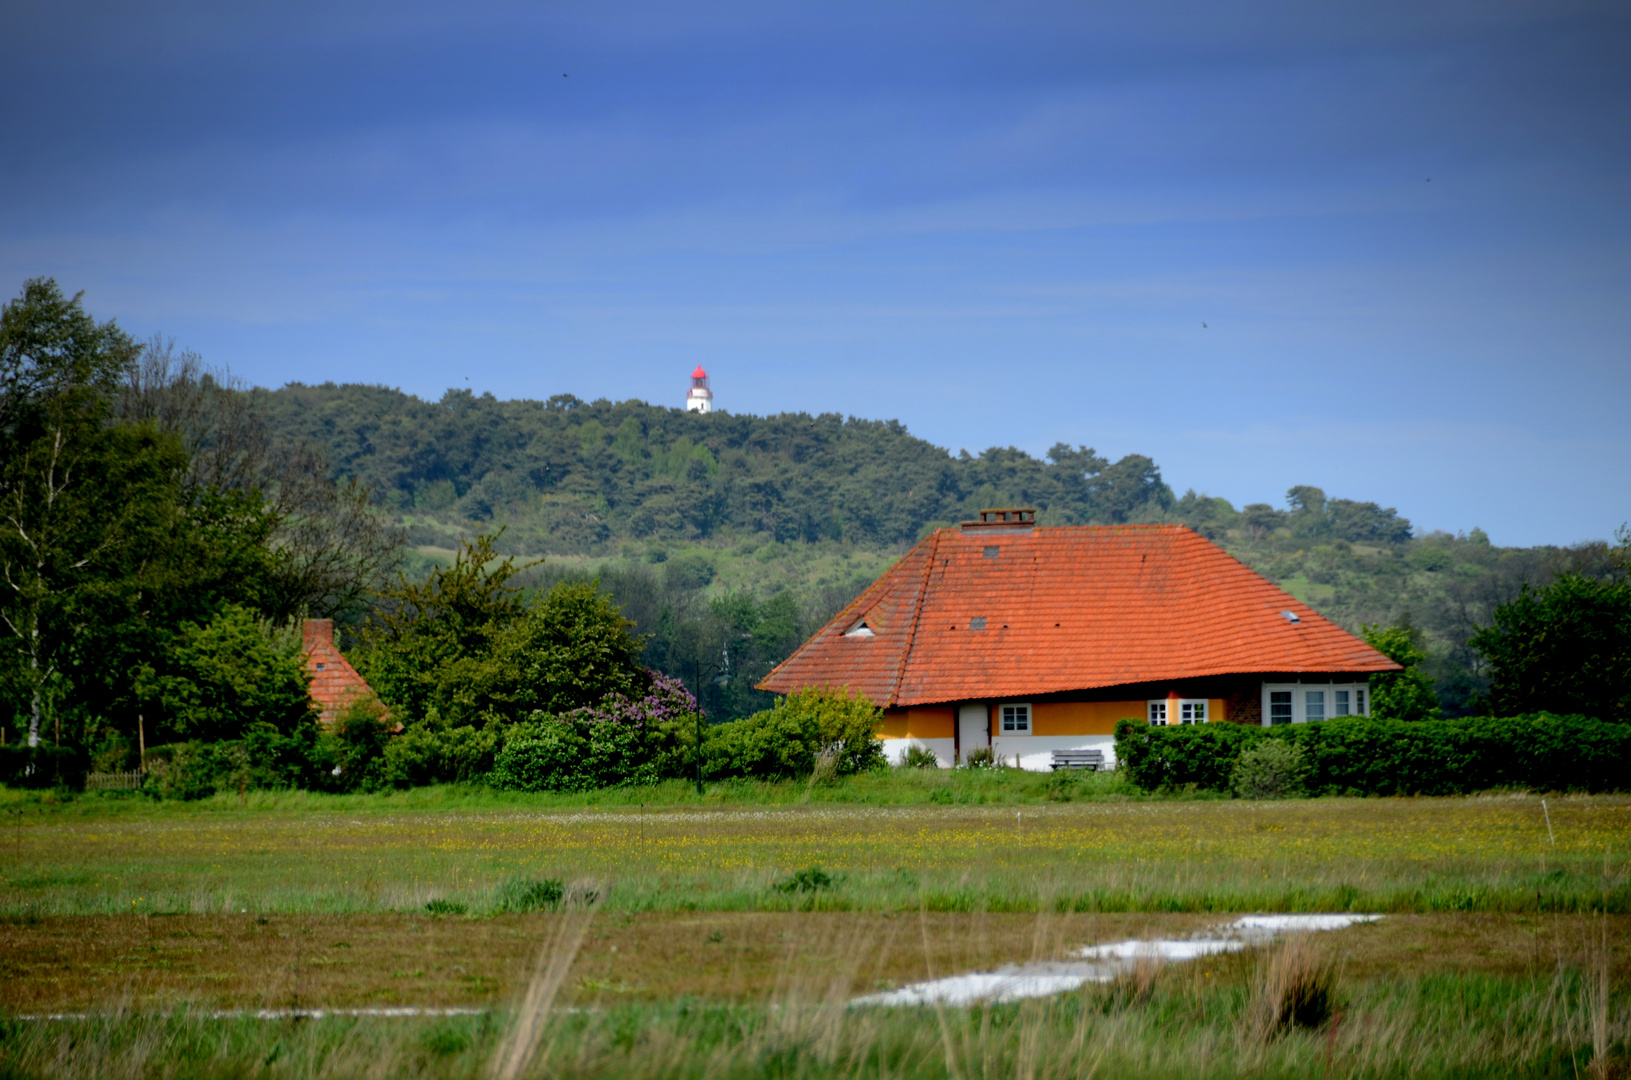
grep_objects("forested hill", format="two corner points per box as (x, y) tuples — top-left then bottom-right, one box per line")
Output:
(260, 382), (1620, 718)
(256, 384), (1187, 551)
(258, 383), (1410, 553)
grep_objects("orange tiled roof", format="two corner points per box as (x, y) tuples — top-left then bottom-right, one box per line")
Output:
(758, 524), (1401, 707)
(302, 619), (380, 724)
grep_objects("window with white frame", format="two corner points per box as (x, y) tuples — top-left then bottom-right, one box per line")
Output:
(1179, 699), (1208, 724)
(1261, 683), (1371, 725)
(1147, 700), (1168, 726)
(1001, 703), (1031, 733)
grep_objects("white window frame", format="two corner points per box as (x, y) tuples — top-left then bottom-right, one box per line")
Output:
(1000, 703), (1031, 734)
(1260, 682), (1371, 725)
(1178, 699), (1208, 724)
(1147, 700), (1168, 726)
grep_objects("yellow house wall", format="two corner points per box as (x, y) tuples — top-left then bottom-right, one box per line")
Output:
(1030, 701), (1145, 736)
(878, 708), (955, 739)
(1029, 699), (1228, 735)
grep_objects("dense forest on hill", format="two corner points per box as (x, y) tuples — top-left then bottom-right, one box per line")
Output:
(262, 383), (1625, 719)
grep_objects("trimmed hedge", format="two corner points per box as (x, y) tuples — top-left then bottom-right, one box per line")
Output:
(0, 744), (87, 790)
(1114, 714), (1630, 795)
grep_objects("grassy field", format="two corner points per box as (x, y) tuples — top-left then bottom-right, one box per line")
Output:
(1, 779), (1626, 1077)
(2, 777), (1626, 919)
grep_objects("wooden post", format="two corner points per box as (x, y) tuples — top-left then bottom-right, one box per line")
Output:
(138, 714), (146, 771)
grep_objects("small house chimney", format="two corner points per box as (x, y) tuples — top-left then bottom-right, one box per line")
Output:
(961, 507), (1037, 533)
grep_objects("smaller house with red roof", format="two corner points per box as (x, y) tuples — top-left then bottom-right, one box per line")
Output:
(758, 511), (1401, 770)
(301, 619), (380, 725)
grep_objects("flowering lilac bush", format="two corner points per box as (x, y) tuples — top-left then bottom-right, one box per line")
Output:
(488, 671), (702, 792)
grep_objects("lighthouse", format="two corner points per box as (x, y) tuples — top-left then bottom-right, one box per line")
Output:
(685, 366), (713, 413)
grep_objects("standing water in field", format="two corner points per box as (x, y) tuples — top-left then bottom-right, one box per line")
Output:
(852, 914), (1380, 1007)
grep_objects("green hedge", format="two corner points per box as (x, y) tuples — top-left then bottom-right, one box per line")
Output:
(1113, 714), (1630, 795)
(0, 744), (87, 789)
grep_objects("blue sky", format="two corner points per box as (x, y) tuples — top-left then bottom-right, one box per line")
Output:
(3, 0), (1628, 547)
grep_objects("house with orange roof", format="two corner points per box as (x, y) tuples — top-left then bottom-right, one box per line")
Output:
(301, 619), (380, 725)
(758, 510), (1402, 770)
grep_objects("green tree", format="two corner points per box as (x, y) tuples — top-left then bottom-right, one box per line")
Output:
(1362, 622), (1442, 722)
(0, 279), (144, 744)
(358, 531), (530, 724)
(1470, 573), (1631, 722)
(145, 604), (316, 743)
(480, 579), (648, 718)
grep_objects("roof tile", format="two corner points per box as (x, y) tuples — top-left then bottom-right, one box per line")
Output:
(759, 524), (1401, 706)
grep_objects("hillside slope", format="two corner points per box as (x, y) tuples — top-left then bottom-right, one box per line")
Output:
(260, 383), (1617, 717)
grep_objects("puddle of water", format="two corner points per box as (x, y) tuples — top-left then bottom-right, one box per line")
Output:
(853, 913), (1382, 1008)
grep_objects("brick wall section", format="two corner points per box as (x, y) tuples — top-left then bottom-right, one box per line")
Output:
(301, 619), (379, 725)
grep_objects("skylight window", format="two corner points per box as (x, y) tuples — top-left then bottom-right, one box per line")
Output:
(1280, 610), (1301, 623)
(969, 616), (987, 631)
(843, 621), (875, 639)
(983, 546), (999, 559)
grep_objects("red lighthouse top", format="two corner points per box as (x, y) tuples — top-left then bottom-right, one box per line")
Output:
(691, 365), (706, 379)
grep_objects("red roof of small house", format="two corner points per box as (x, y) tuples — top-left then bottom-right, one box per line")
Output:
(758, 523), (1401, 707)
(301, 619), (381, 724)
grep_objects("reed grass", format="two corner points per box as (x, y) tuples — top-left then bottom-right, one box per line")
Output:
(0, 960), (1621, 1079)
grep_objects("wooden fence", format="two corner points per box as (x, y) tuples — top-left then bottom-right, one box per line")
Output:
(85, 769), (146, 791)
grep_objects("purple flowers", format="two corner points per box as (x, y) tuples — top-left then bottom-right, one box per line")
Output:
(566, 670), (699, 732)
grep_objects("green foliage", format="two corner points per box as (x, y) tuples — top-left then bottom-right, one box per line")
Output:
(1115, 714), (1631, 795)
(963, 746), (996, 769)
(358, 532), (528, 725)
(0, 744), (86, 789)
(486, 673), (701, 792)
(322, 696), (393, 793)
(1229, 740), (1308, 799)
(773, 866), (834, 893)
(379, 712), (501, 788)
(1470, 573), (1631, 722)
(1362, 622), (1442, 722)
(478, 579), (648, 718)
(493, 877), (564, 912)
(143, 605), (316, 743)
(899, 744), (940, 769)
(423, 899), (467, 915)
(703, 686), (885, 782)
(256, 385), (1178, 553)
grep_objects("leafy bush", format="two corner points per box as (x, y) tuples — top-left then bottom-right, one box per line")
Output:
(142, 741), (239, 800)
(424, 899), (467, 915)
(380, 710), (501, 788)
(0, 744), (87, 790)
(774, 866), (834, 893)
(1115, 714), (1631, 795)
(704, 686), (884, 782)
(1363, 623), (1442, 722)
(479, 580), (650, 717)
(494, 877), (564, 912)
(486, 672), (699, 792)
(963, 746), (995, 769)
(143, 605), (316, 743)
(321, 697), (392, 792)
(1230, 740), (1307, 799)
(1471, 573), (1631, 723)
(900, 744), (940, 769)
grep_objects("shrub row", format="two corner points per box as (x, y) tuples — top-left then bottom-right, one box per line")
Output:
(0, 744), (87, 790)
(1113, 713), (1631, 795)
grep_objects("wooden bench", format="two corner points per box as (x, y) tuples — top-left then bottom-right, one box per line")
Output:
(1050, 748), (1105, 772)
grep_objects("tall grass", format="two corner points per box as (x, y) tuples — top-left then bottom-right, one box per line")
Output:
(0, 962), (1621, 1079)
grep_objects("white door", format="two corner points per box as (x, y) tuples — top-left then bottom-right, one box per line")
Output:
(958, 704), (989, 760)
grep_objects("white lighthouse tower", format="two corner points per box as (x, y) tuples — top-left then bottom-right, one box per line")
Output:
(685, 365), (713, 413)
